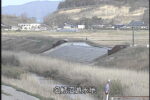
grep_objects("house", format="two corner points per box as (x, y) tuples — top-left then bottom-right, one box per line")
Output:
(18, 23), (41, 31)
(128, 20), (150, 30)
(1, 23), (11, 30)
(127, 20), (146, 29)
(11, 26), (20, 31)
(63, 25), (73, 29)
(114, 24), (125, 29)
(128, 20), (144, 27)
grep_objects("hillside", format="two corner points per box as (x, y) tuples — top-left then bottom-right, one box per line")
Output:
(2, 1), (60, 22)
(58, 0), (149, 9)
(44, 0), (149, 26)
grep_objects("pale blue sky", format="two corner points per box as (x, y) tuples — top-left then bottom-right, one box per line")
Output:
(2, 0), (63, 7)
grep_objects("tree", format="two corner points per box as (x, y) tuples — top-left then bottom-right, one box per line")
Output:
(20, 13), (28, 22)
(43, 14), (74, 28)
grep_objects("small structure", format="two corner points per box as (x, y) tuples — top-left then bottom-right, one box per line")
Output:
(52, 39), (68, 48)
(78, 25), (85, 29)
(108, 45), (128, 55)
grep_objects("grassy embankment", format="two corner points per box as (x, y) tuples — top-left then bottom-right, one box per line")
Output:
(2, 50), (149, 100)
(2, 30), (149, 99)
(94, 46), (149, 71)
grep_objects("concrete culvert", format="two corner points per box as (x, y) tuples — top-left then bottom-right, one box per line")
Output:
(52, 39), (68, 48)
(108, 45), (128, 55)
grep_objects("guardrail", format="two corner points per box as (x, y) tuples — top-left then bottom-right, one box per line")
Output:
(110, 96), (149, 100)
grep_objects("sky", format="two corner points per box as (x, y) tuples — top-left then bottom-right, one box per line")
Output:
(2, 0), (63, 7)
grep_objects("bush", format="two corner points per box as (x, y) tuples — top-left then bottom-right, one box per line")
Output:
(2, 53), (20, 66)
(2, 65), (25, 79)
(110, 80), (124, 96)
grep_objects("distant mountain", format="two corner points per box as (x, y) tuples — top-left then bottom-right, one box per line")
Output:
(2, 1), (60, 22)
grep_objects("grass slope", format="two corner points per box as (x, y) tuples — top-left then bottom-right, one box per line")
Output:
(2, 50), (149, 99)
(94, 46), (149, 71)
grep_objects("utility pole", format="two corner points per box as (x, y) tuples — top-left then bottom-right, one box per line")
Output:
(132, 26), (135, 46)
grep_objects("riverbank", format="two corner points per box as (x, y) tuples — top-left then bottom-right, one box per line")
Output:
(2, 50), (149, 100)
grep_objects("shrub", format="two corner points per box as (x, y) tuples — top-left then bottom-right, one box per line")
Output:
(2, 53), (20, 66)
(110, 80), (124, 96)
(2, 65), (25, 79)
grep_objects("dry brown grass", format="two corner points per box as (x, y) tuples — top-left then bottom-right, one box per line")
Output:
(94, 46), (149, 71)
(2, 50), (149, 99)
(2, 74), (71, 100)
(2, 34), (60, 53)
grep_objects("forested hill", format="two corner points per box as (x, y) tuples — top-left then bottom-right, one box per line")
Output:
(58, 0), (149, 10)
(2, 14), (36, 26)
(43, 0), (149, 27)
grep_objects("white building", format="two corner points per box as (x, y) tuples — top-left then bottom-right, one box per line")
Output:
(18, 23), (41, 31)
(78, 25), (85, 29)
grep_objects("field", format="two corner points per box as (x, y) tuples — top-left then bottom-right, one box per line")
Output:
(2, 30), (149, 100)
(2, 30), (149, 47)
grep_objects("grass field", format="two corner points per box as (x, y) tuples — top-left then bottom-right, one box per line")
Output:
(2, 30), (149, 46)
